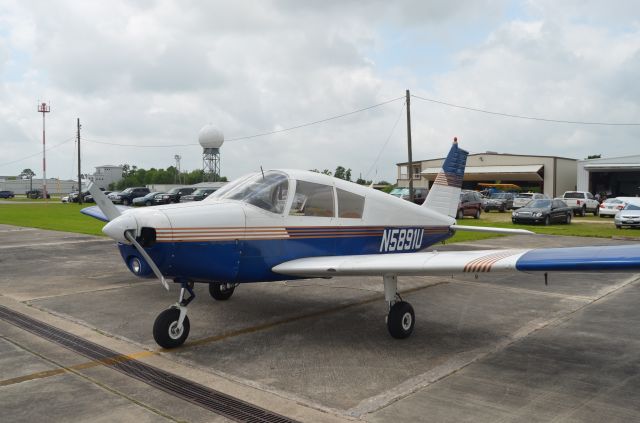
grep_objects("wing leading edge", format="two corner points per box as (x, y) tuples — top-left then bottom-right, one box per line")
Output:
(272, 244), (640, 278)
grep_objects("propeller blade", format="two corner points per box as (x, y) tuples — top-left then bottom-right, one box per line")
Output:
(125, 231), (170, 291)
(88, 182), (121, 221)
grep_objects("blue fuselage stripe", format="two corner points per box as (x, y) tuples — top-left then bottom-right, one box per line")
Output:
(118, 228), (453, 283)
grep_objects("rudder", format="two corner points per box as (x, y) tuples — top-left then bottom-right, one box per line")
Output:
(422, 137), (468, 218)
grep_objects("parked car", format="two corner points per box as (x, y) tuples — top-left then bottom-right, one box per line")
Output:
(112, 187), (150, 205)
(599, 198), (627, 218)
(61, 195), (69, 203)
(483, 192), (515, 212)
(84, 190), (111, 203)
(180, 187), (219, 202)
(25, 189), (50, 199)
(512, 199), (573, 225)
(556, 191), (600, 216)
(0, 190), (15, 198)
(456, 190), (483, 219)
(614, 202), (640, 228)
(388, 187), (428, 205)
(512, 192), (548, 209)
(133, 192), (162, 207)
(154, 187), (196, 205)
(68, 191), (90, 203)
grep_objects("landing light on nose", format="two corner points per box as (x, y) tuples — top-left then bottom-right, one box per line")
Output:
(102, 213), (138, 243)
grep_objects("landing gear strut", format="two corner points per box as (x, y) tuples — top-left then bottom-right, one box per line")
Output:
(153, 281), (195, 348)
(384, 275), (415, 339)
(208, 282), (237, 301)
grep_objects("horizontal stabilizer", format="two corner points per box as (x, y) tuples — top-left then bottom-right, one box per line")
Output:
(451, 225), (534, 235)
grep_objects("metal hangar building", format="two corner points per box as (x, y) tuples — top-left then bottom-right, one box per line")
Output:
(577, 154), (640, 196)
(397, 152), (577, 198)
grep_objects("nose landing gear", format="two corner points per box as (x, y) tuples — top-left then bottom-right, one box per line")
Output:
(153, 281), (195, 348)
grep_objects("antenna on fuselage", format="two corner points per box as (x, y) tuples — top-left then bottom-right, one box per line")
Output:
(260, 166), (265, 180)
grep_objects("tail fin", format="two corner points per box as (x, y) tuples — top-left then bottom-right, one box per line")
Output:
(422, 137), (468, 217)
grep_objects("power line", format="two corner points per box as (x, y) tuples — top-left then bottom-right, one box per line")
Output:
(80, 96), (405, 148)
(0, 136), (76, 168)
(411, 94), (640, 126)
(226, 96), (405, 141)
(364, 100), (406, 180)
(81, 137), (195, 148)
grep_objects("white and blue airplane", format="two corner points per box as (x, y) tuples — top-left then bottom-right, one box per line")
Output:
(82, 139), (640, 348)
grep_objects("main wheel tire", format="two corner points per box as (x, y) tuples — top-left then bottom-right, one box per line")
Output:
(474, 209), (481, 219)
(145, 200), (152, 206)
(153, 308), (190, 349)
(387, 301), (415, 339)
(122, 199), (130, 206)
(544, 215), (551, 226)
(209, 283), (235, 301)
(593, 207), (599, 216)
(565, 213), (572, 224)
(456, 209), (464, 219)
(616, 225), (622, 229)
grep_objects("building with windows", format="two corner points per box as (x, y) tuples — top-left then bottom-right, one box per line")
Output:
(89, 165), (123, 189)
(397, 152), (577, 198)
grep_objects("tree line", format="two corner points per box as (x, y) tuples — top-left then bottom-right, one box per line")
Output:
(110, 164), (227, 190)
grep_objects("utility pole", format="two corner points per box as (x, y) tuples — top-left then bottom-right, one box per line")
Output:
(38, 102), (50, 200)
(174, 155), (182, 184)
(406, 89), (414, 203)
(77, 118), (82, 204)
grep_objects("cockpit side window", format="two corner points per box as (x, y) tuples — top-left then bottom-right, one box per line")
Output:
(289, 180), (335, 217)
(337, 188), (365, 218)
(221, 171), (289, 214)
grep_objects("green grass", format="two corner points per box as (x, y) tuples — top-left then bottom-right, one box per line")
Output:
(1, 203), (639, 243)
(449, 210), (640, 243)
(0, 203), (104, 236)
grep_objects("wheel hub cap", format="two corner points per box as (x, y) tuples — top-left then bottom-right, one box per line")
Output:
(168, 321), (183, 339)
(402, 313), (412, 330)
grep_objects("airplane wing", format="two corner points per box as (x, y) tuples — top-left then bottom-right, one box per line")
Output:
(272, 245), (640, 278)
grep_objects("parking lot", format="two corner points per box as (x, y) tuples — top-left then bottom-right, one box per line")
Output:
(1, 224), (640, 422)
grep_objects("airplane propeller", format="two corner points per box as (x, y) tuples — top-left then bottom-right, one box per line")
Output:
(87, 183), (170, 291)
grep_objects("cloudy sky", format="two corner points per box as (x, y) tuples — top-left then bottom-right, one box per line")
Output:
(1, 0), (639, 183)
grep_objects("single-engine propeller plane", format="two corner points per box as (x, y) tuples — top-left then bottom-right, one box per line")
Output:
(82, 138), (640, 348)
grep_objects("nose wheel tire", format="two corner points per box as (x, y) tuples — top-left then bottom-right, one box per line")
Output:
(387, 301), (415, 339)
(153, 308), (190, 349)
(209, 283), (235, 301)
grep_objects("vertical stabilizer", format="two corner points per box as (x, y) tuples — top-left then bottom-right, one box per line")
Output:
(422, 138), (468, 217)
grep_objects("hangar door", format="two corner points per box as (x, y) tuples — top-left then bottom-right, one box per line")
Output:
(588, 168), (640, 196)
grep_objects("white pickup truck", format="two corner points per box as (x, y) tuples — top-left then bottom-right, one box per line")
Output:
(555, 191), (600, 216)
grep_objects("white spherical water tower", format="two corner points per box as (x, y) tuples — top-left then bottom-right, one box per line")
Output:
(198, 124), (224, 182)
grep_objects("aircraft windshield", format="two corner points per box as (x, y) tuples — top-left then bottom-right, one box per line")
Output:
(218, 171), (289, 214)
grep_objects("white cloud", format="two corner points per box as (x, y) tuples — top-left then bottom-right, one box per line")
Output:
(1, 0), (639, 184)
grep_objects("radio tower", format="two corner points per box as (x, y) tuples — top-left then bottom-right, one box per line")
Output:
(174, 154), (182, 184)
(198, 124), (224, 182)
(38, 102), (51, 200)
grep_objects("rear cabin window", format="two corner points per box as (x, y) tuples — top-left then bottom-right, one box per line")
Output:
(337, 189), (365, 218)
(289, 181), (335, 217)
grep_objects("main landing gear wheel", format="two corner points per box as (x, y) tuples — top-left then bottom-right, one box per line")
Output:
(387, 301), (415, 339)
(209, 283), (235, 301)
(383, 275), (415, 339)
(153, 308), (190, 349)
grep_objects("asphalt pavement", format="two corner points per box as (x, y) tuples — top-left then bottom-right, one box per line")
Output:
(1, 224), (639, 422)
